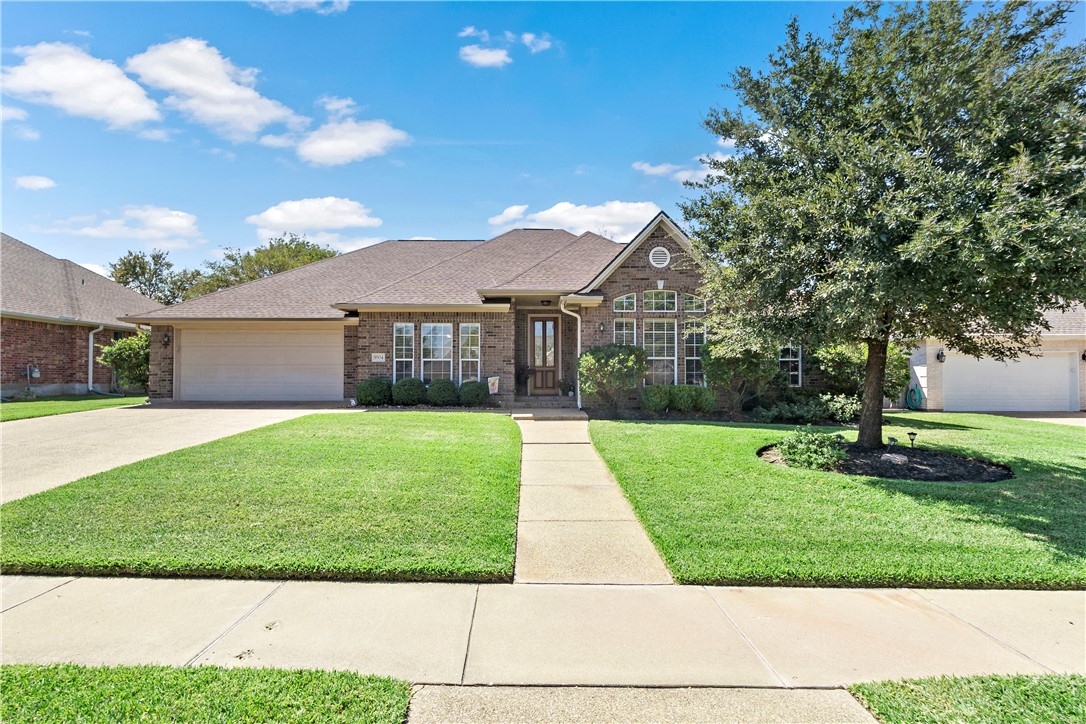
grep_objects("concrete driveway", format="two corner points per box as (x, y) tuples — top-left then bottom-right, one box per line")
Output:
(1, 402), (340, 503)
(994, 412), (1086, 427)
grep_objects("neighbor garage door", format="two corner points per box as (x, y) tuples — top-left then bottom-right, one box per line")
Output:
(177, 327), (344, 401)
(942, 352), (1078, 411)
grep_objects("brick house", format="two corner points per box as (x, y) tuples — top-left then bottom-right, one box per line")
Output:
(1, 234), (157, 396)
(125, 213), (711, 407)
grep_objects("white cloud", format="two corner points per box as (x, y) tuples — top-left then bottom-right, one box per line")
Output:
(1, 105), (28, 122)
(459, 45), (512, 68)
(50, 205), (205, 250)
(408, 236), (437, 240)
(245, 196), (383, 243)
(13, 127), (40, 140)
(495, 201), (660, 241)
(137, 128), (172, 141)
(15, 175), (57, 190)
(125, 38), (305, 142)
(458, 26), (490, 42)
(633, 152), (729, 184)
(317, 95), (356, 119)
(295, 118), (410, 166)
(632, 161), (682, 177)
(306, 231), (384, 252)
(2, 42), (160, 129)
(79, 262), (108, 276)
(252, 0), (349, 14)
(521, 33), (553, 53)
(487, 204), (529, 226)
(258, 133), (296, 148)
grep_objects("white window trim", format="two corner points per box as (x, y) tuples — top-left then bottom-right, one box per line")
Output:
(459, 322), (481, 384)
(683, 319), (705, 386)
(393, 322), (414, 383)
(643, 318), (678, 385)
(643, 289), (677, 313)
(614, 318), (637, 345)
(780, 344), (803, 387)
(421, 323), (454, 382)
(612, 293), (636, 312)
(684, 294), (706, 313)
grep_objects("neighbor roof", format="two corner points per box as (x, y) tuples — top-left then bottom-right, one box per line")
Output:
(1, 234), (158, 330)
(1043, 304), (1086, 336)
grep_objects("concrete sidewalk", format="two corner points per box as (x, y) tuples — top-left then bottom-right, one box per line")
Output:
(3, 576), (1081, 687)
(514, 420), (672, 584)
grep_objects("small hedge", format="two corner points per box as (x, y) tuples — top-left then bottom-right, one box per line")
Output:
(579, 344), (648, 411)
(356, 378), (392, 406)
(641, 384), (716, 415)
(459, 380), (489, 407)
(777, 426), (846, 470)
(391, 378), (426, 406)
(690, 385), (716, 413)
(641, 385), (671, 413)
(426, 379), (459, 407)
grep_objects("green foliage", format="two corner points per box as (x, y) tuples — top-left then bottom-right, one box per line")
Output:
(641, 384), (672, 413)
(356, 378), (392, 407)
(391, 378), (426, 406)
(108, 249), (202, 305)
(186, 233), (337, 299)
(753, 396), (830, 424)
(816, 343), (911, 400)
(459, 380), (489, 407)
(578, 344), (649, 411)
(776, 426), (846, 471)
(95, 333), (150, 388)
(669, 384), (699, 413)
(683, 1), (1086, 447)
(820, 393), (862, 423)
(691, 385), (717, 414)
(702, 345), (785, 412)
(0, 395), (146, 422)
(426, 379), (459, 407)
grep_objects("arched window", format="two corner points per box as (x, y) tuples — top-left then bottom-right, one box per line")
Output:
(643, 290), (676, 312)
(613, 293), (636, 312)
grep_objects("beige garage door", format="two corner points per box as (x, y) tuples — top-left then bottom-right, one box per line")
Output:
(177, 327), (344, 401)
(942, 352), (1078, 412)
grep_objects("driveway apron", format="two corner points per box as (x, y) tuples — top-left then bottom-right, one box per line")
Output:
(513, 419), (672, 584)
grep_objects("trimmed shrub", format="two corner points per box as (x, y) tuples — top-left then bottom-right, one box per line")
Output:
(702, 346), (786, 412)
(821, 393), (862, 422)
(579, 344), (648, 412)
(355, 378), (392, 406)
(641, 385), (671, 414)
(669, 384), (699, 413)
(813, 342), (912, 400)
(776, 426), (846, 470)
(459, 380), (489, 407)
(426, 379), (459, 407)
(96, 333), (149, 389)
(392, 378), (426, 406)
(752, 396), (831, 424)
(691, 385), (717, 414)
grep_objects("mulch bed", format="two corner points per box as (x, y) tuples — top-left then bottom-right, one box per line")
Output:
(761, 444), (1013, 483)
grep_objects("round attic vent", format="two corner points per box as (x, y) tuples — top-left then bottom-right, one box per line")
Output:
(649, 246), (671, 268)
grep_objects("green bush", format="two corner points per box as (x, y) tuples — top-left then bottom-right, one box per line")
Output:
(820, 393), (862, 422)
(777, 426), (846, 470)
(391, 378), (426, 406)
(641, 385), (671, 413)
(579, 344), (648, 412)
(692, 385), (717, 414)
(459, 380), (489, 407)
(702, 346), (786, 412)
(426, 379), (459, 407)
(669, 384), (699, 413)
(813, 342), (912, 400)
(96, 333), (149, 389)
(355, 378), (392, 406)
(753, 396), (831, 424)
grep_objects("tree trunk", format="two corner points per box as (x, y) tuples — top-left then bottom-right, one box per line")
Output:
(857, 336), (889, 450)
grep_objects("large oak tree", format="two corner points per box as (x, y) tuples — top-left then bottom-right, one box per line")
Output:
(683, 0), (1086, 448)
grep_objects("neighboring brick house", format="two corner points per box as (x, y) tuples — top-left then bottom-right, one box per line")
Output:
(1, 234), (157, 396)
(124, 213), (714, 408)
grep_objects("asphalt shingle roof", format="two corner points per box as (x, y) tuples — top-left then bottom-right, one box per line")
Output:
(1, 234), (158, 330)
(1043, 304), (1086, 336)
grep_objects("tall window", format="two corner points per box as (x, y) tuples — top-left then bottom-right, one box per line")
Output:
(643, 319), (676, 385)
(421, 323), (453, 382)
(643, 290), (677, 312)
(780, 344), (802, 387)
(393, 323), (414, 382)
(614, 319), (636, 345)
(459, 323), (481, 383)
(684, 295), (706, 313)
(613, 293), (636, 312)
(684, 320), (705, 385)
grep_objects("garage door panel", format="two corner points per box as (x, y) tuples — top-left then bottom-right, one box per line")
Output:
(184, 346), (341, 367)
(943, 353), (1076, 412)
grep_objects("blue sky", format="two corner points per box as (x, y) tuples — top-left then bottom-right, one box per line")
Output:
(4, 1), (1082, 276)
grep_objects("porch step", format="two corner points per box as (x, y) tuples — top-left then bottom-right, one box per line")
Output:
(510, 408), (588, 421)
(513, 396), (579, 409)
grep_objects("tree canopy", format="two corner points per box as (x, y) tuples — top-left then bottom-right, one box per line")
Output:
(109, 250), (202, 306)
(185, 234), (337, 298)
(682, 0), (1086, 447)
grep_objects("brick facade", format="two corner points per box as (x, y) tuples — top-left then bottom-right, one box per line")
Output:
(148, 325), (175, 399)
(1, 317), (128, 394)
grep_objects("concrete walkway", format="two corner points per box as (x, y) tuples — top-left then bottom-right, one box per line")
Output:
(1, 403), (338, 502)
(3, 576), (1081, 688)
(513, 420), (672, 584)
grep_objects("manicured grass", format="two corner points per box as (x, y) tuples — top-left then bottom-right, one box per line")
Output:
(1, 412), (521, 581)
(0, 664), (411, 723)
(590, 413), (1086, 588)
(850, 674), (1086, 723)
(0, 394), (146, 421)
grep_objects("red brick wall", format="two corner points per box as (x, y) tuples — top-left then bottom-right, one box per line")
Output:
(148, 325), (174, 399)
(1, 316), (125, 389)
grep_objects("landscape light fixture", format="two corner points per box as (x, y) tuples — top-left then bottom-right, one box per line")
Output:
(936, 349), (946, 363)
(907, 431), (918, 448)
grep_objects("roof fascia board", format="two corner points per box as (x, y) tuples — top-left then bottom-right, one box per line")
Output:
(578, 212), (694, 293)
(121, 315), (351, 325)
(332, 303), (512, 313)
(559, 294), (604, 307)
(3, 310), (138, 331)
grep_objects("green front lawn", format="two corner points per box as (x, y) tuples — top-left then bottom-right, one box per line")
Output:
(590, 413), (1086, 588)
(1, 412), (521, 581)
(851, 674), (1086, 724)
(0, 394), (147, 421)
(0, 664), (411, 724)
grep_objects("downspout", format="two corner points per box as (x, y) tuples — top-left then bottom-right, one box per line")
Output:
(87, 324), (104, 393)
(559, 300), (582, 409)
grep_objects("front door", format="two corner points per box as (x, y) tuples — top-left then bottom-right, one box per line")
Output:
(530, 316), (559, 395)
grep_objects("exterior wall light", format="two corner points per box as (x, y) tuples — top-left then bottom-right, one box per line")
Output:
(162, 333), (171, 347)
(1082, 351), (1086, 361)
(935, 349), (946, 363)
(598, 322), (605, 333)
